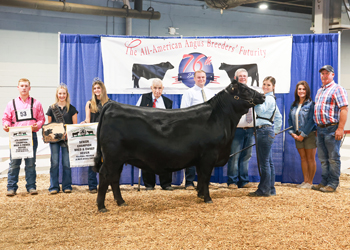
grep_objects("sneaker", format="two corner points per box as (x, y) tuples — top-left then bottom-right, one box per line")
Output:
(241, 183), (254, 188)
(145, 187), (155, 191)
(64, 189), (72, 193)
(320, 186), (336, 193)
(6, 190), (16, 196)
(228, 184), (238, 189)
(50, 190), (58, 195)
(301, 183), (312, 189)
(162, 186), (174, 191)
(247, 191), (270, 197)
(209, 183), (218, 189)
(29, 189), (38, 195)
(89, 189), (97, 194)
(297, 182), (306, 188)
(185, 186), (195, 190)
(312, 184), (325, 191)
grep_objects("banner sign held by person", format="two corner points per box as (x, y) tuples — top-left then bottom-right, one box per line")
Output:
(9, 126), (33, 159)
(66, 123), (98, 167)
(101, 36), (293, 94)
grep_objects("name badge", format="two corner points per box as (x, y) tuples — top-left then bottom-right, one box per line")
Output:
(16, 108), (33, 121)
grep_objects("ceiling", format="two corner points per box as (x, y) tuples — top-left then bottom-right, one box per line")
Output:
(241, 0), (313, 15)
(198, 0), (313, 15)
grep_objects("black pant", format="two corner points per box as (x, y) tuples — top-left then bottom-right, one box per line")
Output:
(142, 169), (172, 189)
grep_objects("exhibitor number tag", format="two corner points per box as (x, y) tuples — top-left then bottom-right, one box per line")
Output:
(16, 108), (33, 121)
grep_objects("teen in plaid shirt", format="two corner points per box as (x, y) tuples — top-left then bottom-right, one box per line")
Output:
(312, 65), (348, 193)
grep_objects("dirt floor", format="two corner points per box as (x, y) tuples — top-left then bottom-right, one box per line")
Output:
(1, 174), (350, 250)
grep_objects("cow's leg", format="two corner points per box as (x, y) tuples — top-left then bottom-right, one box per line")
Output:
(200, 164), (215, 203)
(133, 77), (140, 88)
(97, 173), (109, 212)
(196, 167), (204, 199)
(111, 164), (126, 206)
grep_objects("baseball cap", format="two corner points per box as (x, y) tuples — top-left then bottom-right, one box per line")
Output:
(319, 65), (334, 73)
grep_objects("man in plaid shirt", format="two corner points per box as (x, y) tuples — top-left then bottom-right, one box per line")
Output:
(312, 65), (348, 192)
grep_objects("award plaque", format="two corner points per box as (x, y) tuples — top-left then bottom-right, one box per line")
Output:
(42, 122), (65, 143)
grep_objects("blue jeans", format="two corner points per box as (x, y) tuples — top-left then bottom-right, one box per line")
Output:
(49, 143), (72, 192)
(7, 132), (38, 192)
(185, 166), (196, 187)
(227, 128), (254, 187)
(256, 126), (275, 196)
(316, 125), (341, 189)
(88, 166), (98, 190)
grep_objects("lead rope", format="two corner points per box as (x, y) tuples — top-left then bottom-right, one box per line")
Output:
(253, 107), (261, 177)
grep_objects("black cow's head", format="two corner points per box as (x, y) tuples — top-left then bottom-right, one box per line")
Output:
(218, 63), (229, 70)
(225, 79), (265, 113)
(163, 61), (174, 69)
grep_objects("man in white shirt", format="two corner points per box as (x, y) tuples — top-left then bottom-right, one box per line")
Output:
(136, 78), (173, 191)
(180, 70), (215, 190)
(227, 69), (254, 189)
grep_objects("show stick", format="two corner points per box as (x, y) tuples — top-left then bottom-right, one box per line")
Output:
(229, 126), (293, 158)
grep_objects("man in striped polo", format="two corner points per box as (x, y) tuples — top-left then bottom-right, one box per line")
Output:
(312, 65), (348, 192)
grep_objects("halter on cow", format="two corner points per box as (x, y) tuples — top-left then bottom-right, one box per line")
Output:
(94, 79), (265, 212)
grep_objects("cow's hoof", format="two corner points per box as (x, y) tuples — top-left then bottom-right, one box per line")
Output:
(99, 208), (108, 213)
(117, 201), (127, 206)
(205, 200), (213, 204)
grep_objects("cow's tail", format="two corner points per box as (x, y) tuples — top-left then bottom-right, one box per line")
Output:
(93, 102), (112, 174)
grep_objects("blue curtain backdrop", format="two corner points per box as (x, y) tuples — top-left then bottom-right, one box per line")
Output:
(282, 34), (338, 184)
(60, 33), (338, 186)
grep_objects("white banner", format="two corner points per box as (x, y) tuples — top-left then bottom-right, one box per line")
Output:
(101, 36), (292, 94)
(66, 123), (98, 168)
(9, 126), (33, 159)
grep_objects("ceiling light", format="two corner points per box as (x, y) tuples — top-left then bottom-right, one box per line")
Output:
(168, 27), (179, 35)
(259, 3), (268, 10)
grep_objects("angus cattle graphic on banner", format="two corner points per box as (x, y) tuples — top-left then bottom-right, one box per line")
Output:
(66, 123), (98, 168)
(101, 36), (292, 94)
(9, 126), (33, 160)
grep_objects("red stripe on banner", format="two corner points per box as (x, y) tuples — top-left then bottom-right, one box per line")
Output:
(345, 130), (350, 134)
(210, 76), (220, 84)
(172, 76), (181, 84)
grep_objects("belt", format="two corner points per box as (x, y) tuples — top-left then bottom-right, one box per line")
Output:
(238, 127), (254, 130)
(317, 123), (338, 128)
(256, 124), (272, 129)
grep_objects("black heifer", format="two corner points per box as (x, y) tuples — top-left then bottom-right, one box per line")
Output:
(132, 61), (174, 88)
(219, 63), (259, 87)
(94, 80), (265, 212)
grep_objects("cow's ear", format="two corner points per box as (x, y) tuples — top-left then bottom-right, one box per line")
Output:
(231, 79), (239, 89)
(232, 78), (238, 84)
